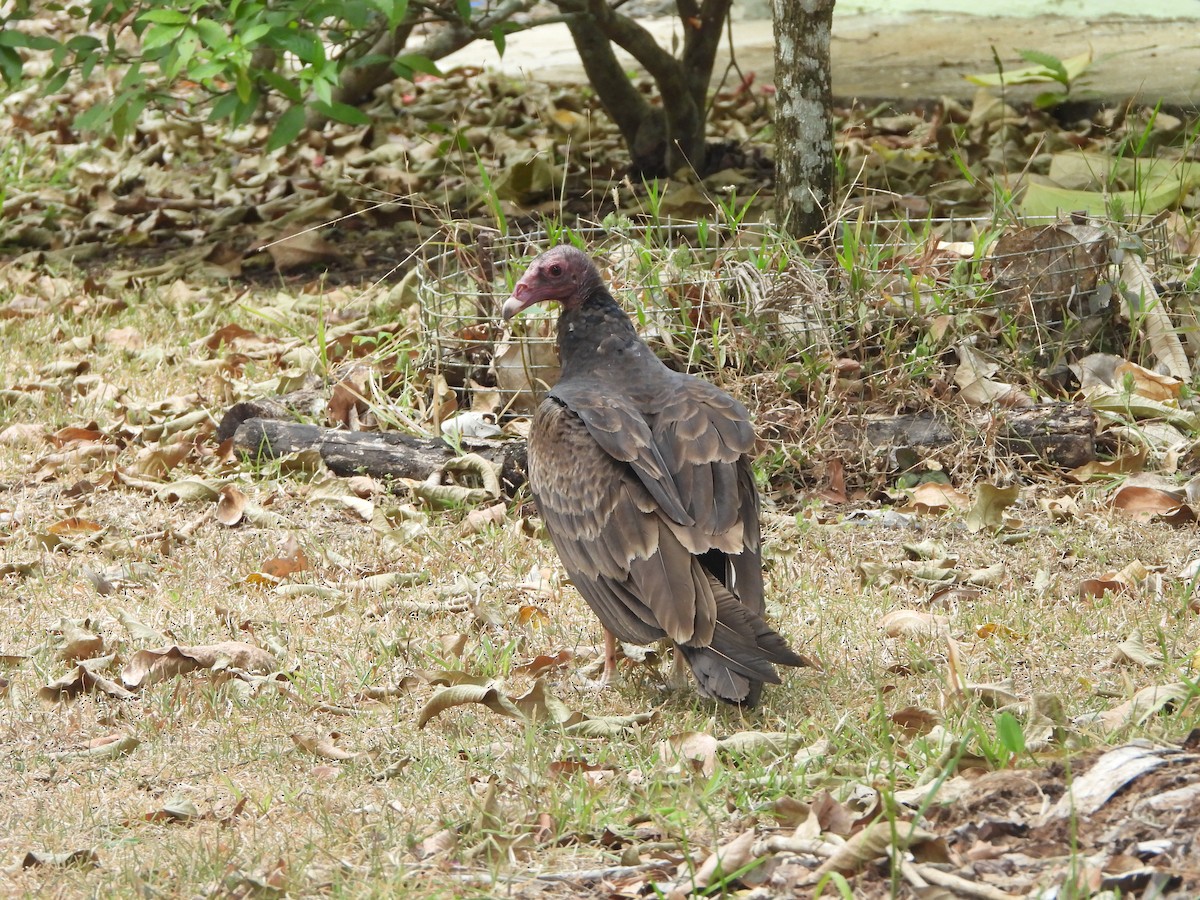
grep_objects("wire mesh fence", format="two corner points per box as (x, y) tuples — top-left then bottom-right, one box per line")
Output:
(417, 214), (1185, 415)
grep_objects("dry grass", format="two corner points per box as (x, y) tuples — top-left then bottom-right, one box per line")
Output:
(2, 251), (1199, 898)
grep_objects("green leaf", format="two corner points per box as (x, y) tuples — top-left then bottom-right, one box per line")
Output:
(267, 105), (307, 152)
(316, 100), (371, 126)
(1019, 179), (1190, 218)
(193, 18), (228, 50)
(0, 31), (58, 50)
(137, 9), (190, 25)
(44, 68), (70, 94)
(1017, 48), (1067, 82)
(0, 45), (21, 86)
(141, 22), (182, 52)
(188, 61), (228, 82)
(258, 68), (303, 103)
(65, 34), (102, 52)
(230, 89), (261, 127)
(277, 31), (324, 65)
(209, 91), (240, 122)
(366, 0), (409, 29)
(119, 61), (144, 89)
(965, 49), (1091, 87)
(455, 0), (471, 21)
(393, 53), (440, 77)
(995, 711), (1025, 756)
(239, 23), (271, 45)
(75, 99), (112, 132)
(491, 24), (507, 57)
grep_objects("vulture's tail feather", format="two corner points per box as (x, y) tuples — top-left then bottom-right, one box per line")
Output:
(678, 590), (813, 707)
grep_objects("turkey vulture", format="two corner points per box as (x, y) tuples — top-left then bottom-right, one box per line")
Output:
(502, 245), (811, 706)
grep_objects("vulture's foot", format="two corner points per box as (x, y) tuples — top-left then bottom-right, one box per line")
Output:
(665, 646), (691, 692)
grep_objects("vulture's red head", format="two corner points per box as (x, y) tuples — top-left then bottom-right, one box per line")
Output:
(502, 246), (601, 320)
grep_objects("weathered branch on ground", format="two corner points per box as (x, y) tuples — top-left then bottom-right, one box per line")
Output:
(829, 404), (1096, 470)
(231, 418), (528, 494)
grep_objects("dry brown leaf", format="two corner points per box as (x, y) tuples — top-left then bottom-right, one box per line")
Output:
(40, 665), (135, 702)
(259, 535), (310, 579)
(891, 706), (941, 735)
(1111, 481), (1195, 524)
(717, 731), (807, 756)
(977, 622), (1024, 641)
(47, 517), (102, 536)
(1078, 559), (1149, 601)
(683, 827), (756, 891)
(414, 827), (459, 860)
(1113, 360), (1183, 402)
(155, 479), (220, 503)
(55, 619), (104, 662)
(954, 344), (1033, 408)
(660, 732), (719, 777)
(197, 322), (259, 351)
(327, 364), (370, 429)
(962, 681), (1021, 708)
(416, 682), (523, 728)
(439, 633), (469, 658)
(1043, 743), (1187, 821)
(291, 731), (361, 761)
(0, 422), (47, 445)
(216, 485), (248, 525)
(142, 798), (200, 823)
(50, 425), (104, 446)
(965, 483), (1019, 533)
(517, 604), (549, 628)
(1038, 492), (1084, 519)
(511, 651), (574, 676)
(901, 482), (971, 514)
(52, 733), (141, 761)
(464, 502), (507, 533)
(814, 820), (937, 879)
(265, 231), (342, 271)
(1112, 631), (1164, 668)
(810, 790), (857, 836)
(880, 609), (949, 640)
(22, 849), (100, 868)
(308, 479), (374, 520)
(1098, 682), (1192, 732)
(122, 641), (279, 689)
(112, 607), (166, 643)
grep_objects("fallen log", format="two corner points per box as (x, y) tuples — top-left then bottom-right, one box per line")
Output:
(231, 418), (528, 494)
(829, 403), (1095, 470)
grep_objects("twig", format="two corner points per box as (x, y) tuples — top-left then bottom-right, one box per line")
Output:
(536, 860), (676, 883)
(899, 857), (1019, 900)
(753, 835), (836, 858)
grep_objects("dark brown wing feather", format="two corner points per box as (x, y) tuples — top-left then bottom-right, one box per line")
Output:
(529, 395), (707, 645)
(529, 374), (806, 704)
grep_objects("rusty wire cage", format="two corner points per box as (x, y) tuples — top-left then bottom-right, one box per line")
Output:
(417, 214), (1186, 417)
(417, 221), (828, 417)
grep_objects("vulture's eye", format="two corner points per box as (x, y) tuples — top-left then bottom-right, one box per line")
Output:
(548, 264), (563, 277)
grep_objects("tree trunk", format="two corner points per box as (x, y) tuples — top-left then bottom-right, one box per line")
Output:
(772, 0), (835, 238)
(559, 0), (731, 176)
(566, 16), (668, 174)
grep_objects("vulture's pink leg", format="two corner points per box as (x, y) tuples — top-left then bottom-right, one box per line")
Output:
(601, 628), (618, 685)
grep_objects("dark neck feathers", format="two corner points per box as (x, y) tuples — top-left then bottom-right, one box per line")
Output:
(556, 286), (650, 378)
